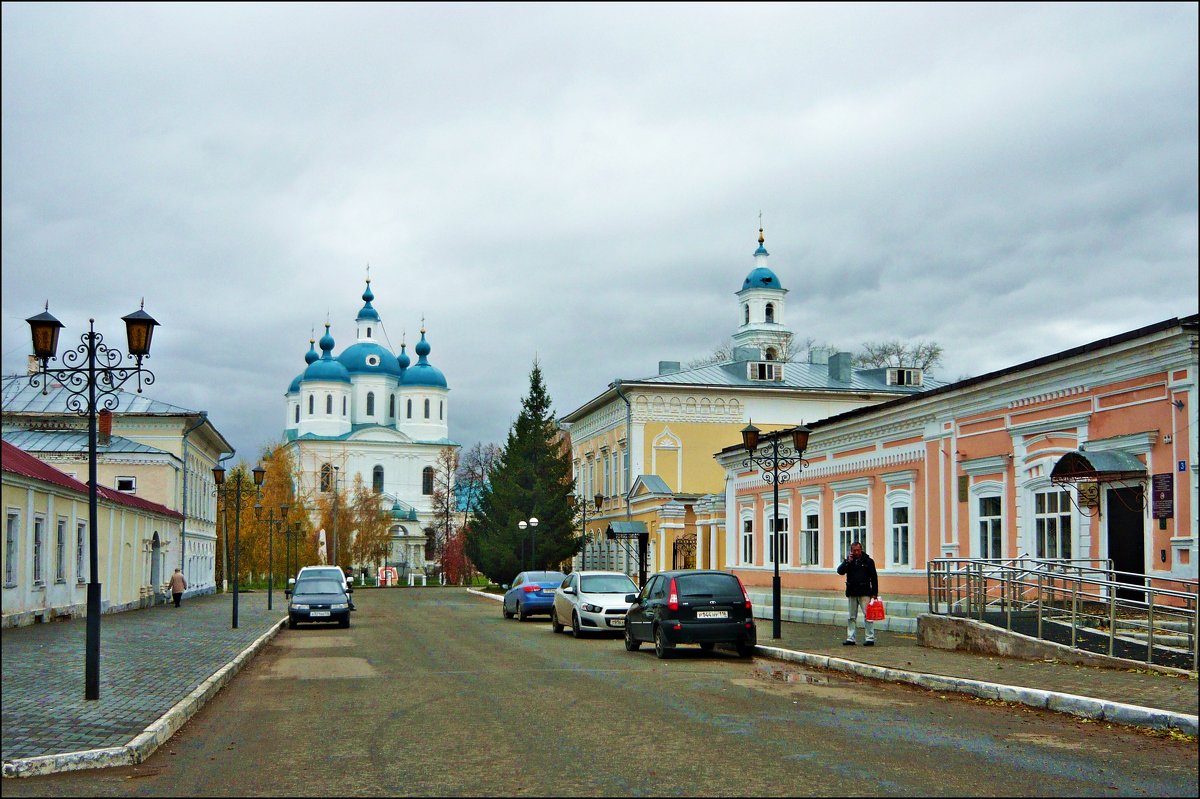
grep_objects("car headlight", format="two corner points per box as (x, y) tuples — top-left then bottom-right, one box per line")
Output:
(581, 603), (603, 614)
(291, 603), (309, 610)
(331, 602), (349, 610)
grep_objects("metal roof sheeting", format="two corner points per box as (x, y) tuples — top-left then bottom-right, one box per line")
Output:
(1, 427), (168, 456)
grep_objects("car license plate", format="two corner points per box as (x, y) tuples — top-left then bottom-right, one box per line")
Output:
(696, 610), (728, 619)
(608, 618), (625, 627)
(310, 610), (330, 617)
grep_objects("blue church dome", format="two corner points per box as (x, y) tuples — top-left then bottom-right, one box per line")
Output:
(303, 324), (352, 384)
(356, 280), (380, 322)
(288, 374), (303, 393)
(338, 342), (402, 376)
(397, 342), (411, 370)
(742, 266), (783, 290)
(401, 330), (447, 388)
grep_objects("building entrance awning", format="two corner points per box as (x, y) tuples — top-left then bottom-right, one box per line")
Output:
(1050, 450), (1147, 485)
(605, 522), (648, 539)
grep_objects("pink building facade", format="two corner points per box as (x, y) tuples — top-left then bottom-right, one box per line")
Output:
(714, 315), (1198, 596)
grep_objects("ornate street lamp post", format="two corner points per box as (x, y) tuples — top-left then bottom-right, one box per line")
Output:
(254, 502), (289, 611)
(577, 493), (604, 568)
(518, 517), (539, 570)
(26, 302), (159, 701)
(741, 421), (812, 640)
(212, 463), (266, 628)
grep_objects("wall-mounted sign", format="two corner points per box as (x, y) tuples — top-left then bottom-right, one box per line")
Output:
(1078, 482), (1099, 507)
(1151, 473), (1173, 519)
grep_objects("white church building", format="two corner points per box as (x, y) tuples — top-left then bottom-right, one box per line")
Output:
(283, 280), (458, 574)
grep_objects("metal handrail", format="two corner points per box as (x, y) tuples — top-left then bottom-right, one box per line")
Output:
(928, 558), (1198, 671)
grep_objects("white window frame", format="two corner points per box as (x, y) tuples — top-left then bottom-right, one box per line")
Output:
(1031, 484), (1075, 561)
(971, 480), (1005, 561)
(835, 496), (869, 559)
(5, 509), (19, 586)
(740, 512), (755, 565)
(765, 505), (790, 566)
(76, 520), (87, 583)
(800, 500), (820, 565)
(116, 476), (136, 493)
(32, 513), (46, 586)
(55, 516), (68, 583)
(885, 490), (912, 567)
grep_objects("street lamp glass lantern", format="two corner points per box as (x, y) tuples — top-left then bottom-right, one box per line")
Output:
(529, 517), (538, 528)
(212, 465), (226, 486)
(740, 422), (761, 454)
(593, 494), (604, 510)
(121, 304), (159, 357)
(792, 423), (812, 454)
(26, 307), (64, 360)
(518, 521), (527, 530)
(252, 463), (267, 486)
(280, 503), (290, 521)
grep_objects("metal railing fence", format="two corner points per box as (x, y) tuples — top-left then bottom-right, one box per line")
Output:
(928, 557), (1199, 671)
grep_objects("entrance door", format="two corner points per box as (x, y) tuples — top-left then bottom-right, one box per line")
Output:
(1106, 487), (1145, 601)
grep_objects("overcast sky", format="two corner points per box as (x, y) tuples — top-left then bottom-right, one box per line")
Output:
(3, 3), (1197, 464)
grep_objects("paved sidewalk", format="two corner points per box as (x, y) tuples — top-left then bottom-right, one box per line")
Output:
(2, 591), (285, 776)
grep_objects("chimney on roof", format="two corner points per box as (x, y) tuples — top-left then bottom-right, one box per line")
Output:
(98, 410), (113, 446)
(808, 347), (830, 365)
(829, 351), (853, 383)
(732, 346), (761, 362)
(658, 361), (681, 375)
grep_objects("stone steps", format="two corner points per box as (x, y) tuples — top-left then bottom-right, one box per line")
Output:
(745, 590), (922, 634)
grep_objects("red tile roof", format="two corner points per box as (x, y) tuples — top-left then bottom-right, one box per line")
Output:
(1, 440), (182, 520)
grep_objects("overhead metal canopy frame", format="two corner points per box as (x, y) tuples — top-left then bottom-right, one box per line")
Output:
(1050, 449), (1148, 485)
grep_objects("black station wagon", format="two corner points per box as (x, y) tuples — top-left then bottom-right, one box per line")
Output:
(623, 569), (757, 659)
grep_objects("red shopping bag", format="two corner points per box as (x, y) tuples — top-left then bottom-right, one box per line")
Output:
(865, 597), (886, 621)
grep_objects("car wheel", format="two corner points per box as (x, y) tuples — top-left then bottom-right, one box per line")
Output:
(551, 609), (564, 634)
(517, 602), (529, 622)
(571, 611), (583, 638)
(339, 616), (350, 629)
(502, 601), (514, 620)
(654, 625), (673, 659)
(288, 616), (297, 630)
(735, 641), (755, 658)
(699, 642), (715, 651)
(624, 625), (641, 651)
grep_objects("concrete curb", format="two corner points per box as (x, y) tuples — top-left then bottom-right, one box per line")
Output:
(755, 644), (1198, 736)
(467, 588), (503, 602)
(2, 618), (287, 779)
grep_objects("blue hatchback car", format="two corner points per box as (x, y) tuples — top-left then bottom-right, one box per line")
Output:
(502, 570), (567, 621)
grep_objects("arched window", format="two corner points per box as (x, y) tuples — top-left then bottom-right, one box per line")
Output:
(326, 394), (333, 415)
(372, 465), (384, 494)
(342, 396), (347, 416)
(308, 395), (314, 415)
(294, 405), (300, 424)
(744, 304), (750, 325)
(366, 392), (375, 416)
(389, 394), (395, 418)
(320, 463), (332, 493)
(439, 400), (444, 420)
(765, 302), (775, 323)
(764, 347), (777, 361)
(424, 398), (430, 419)
(422, 467), (434, 495)
(366, 327), (372, 338)
(407, 399), (412, 419)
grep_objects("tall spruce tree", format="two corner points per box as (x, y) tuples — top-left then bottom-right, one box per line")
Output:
(466, 362), (578, 585)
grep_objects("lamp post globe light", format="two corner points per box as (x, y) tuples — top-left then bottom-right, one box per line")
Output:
(518, 517), (539, 570)
(741, 421), (812, 640)
(212, 462), (266, 629)
(26, 301), (159, 701)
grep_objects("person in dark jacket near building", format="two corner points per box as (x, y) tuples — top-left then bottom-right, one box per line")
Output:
(837, 541), (878, 646)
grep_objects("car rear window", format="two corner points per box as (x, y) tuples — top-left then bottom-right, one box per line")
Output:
(527, 571), (566, 582)
(675, 573), (742, 599)
(581, 574), (638, 594)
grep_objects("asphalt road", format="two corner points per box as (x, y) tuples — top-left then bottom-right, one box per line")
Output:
(6, 588), (1197, 797)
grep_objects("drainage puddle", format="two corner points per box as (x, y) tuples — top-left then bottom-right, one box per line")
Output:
(733, 663), (914, 707)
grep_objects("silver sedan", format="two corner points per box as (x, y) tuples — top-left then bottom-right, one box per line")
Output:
(550, 571), (640, 637)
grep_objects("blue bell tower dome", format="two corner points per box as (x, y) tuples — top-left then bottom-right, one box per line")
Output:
(401, 329), (448, 388)
(303, 324), (352, 383)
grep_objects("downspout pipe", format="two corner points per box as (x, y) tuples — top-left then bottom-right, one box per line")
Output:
(613, 380), (633, 522)
(179, 412), (208, 576)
